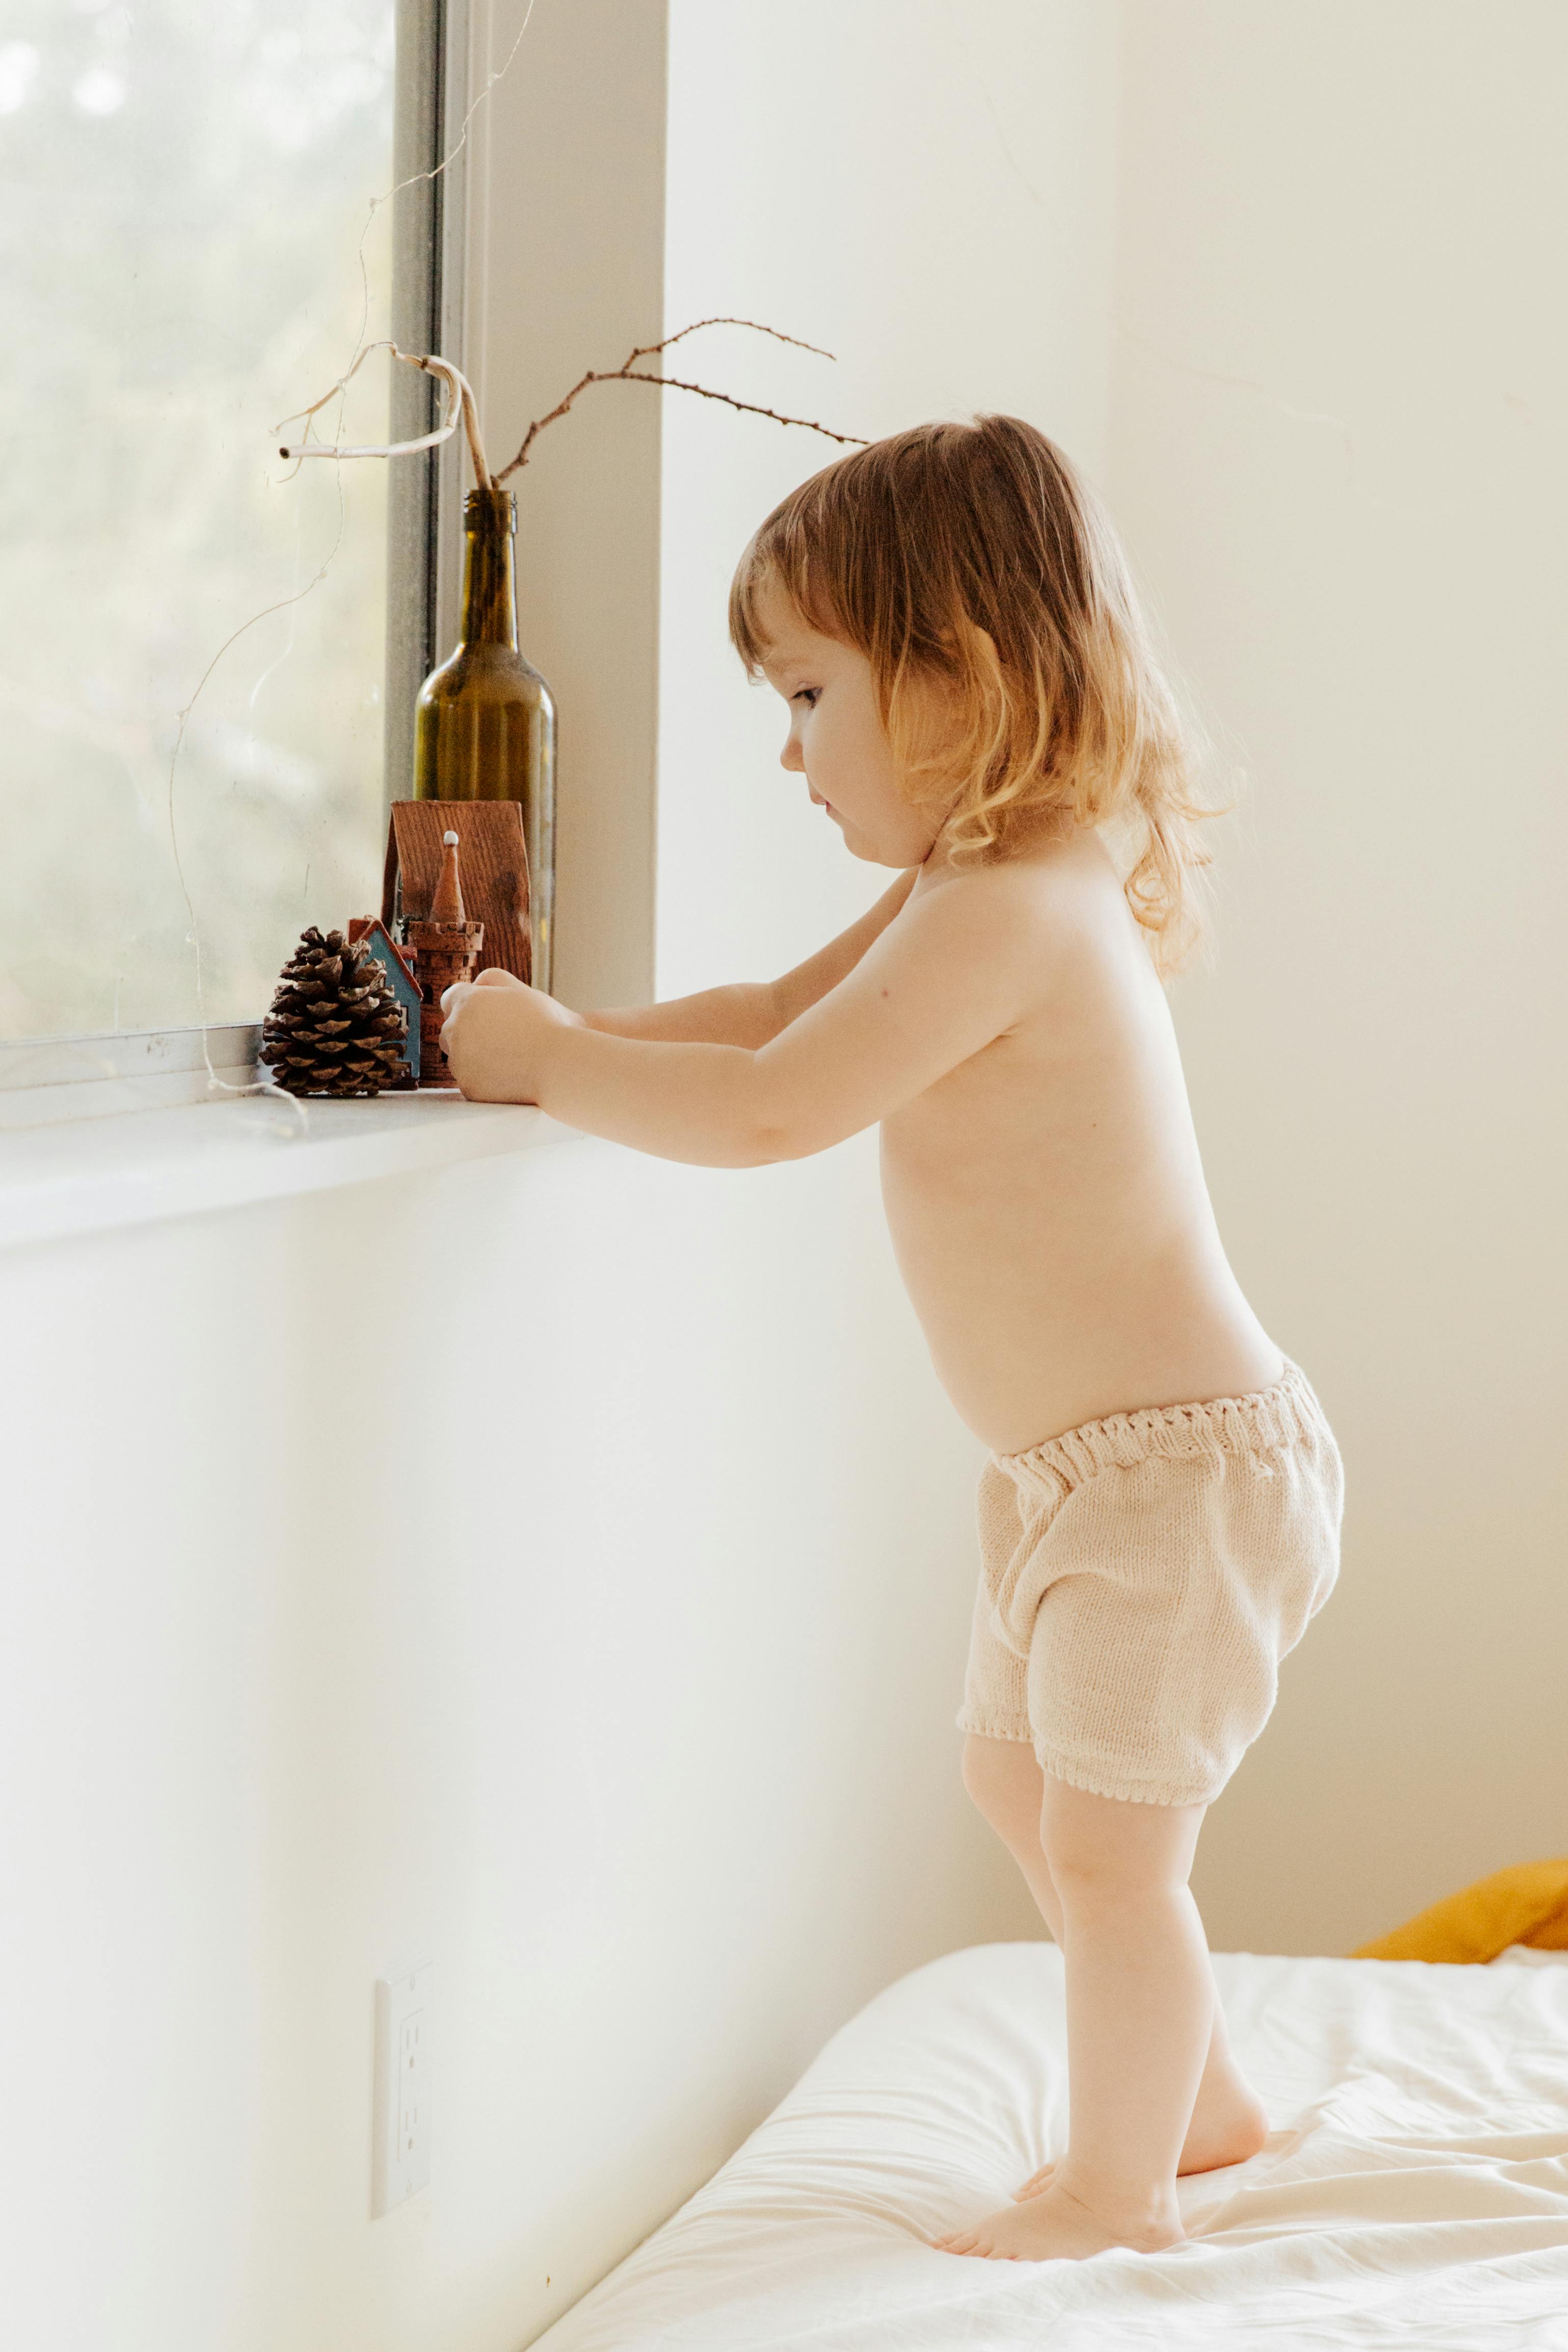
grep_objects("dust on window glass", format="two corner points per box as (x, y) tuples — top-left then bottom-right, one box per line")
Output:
(1, 1), (398, 1044)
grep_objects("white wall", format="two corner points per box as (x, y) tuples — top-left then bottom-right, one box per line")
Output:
(658, 0), (1121, 998)
(1108, 1), (1568, 1953)
(0, 1143), (1023, 2352)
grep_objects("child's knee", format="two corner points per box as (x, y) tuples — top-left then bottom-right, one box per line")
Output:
(961, 1733), (1043, 1849)
(1039, 1776), (1204, 1901)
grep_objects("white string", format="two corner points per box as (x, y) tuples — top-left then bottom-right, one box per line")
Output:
(162, 463), (349, 1131)
(343, 0), (541, 382)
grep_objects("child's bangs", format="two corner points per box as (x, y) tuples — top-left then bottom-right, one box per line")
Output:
(727, 504), (846, 674)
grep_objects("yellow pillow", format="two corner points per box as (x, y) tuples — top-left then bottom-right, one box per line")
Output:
(1354, 1858), (1568, 1962)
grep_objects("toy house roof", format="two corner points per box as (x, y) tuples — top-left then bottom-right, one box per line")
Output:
(347, 917), (420, 993)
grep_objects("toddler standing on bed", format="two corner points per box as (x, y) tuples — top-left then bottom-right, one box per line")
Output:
(441, 417), (1343, 2264)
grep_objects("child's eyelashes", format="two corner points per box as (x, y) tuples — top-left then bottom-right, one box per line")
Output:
(791, 688), (821, 708)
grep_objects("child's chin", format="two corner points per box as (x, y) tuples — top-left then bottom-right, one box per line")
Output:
(844, 835), (902, 867)
(834, 819), (880, 864)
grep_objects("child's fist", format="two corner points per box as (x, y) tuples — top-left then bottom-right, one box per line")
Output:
(439, 968), (582, 1103)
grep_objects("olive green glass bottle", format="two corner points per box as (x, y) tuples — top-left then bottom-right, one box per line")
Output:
(413, 484), (556, 992)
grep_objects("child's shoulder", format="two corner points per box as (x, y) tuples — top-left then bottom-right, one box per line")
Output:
(916, 825), (1131, 966)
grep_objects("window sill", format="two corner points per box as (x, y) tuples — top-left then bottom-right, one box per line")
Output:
(0, 1088), (577, 1253)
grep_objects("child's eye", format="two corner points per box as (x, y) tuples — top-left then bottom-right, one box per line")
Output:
(791, 688), (820, 708)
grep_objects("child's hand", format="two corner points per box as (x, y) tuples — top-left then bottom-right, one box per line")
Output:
(439, 968), (583, 1103)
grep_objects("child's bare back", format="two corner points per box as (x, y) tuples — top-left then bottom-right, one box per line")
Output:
(880, 831), (1280, 1454)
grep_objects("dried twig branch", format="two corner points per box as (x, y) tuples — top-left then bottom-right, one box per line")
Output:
(274, 319), (864, 496)
(494, 316), (866, 481)
(277, 340), (492, 490)
(643, 316), (837, 362)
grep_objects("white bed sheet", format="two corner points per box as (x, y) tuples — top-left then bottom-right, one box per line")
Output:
(537, 1941), (1568, 2351)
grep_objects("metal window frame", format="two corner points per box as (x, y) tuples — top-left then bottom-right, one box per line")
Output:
(385, 0), (470, 803)
(1, 0), (468, 1128)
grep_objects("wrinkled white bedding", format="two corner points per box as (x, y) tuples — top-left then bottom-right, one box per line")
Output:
(537, 1941), (1568, 2350)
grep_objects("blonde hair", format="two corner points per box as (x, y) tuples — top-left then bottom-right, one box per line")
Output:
(729, 414), (1213, 969)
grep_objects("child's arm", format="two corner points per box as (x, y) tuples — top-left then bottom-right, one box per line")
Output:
(442, 867), (1037, 1166)
(581, 868), (917, 1047)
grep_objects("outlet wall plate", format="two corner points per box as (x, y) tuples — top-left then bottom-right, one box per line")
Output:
(372, 1957), (433, 2217)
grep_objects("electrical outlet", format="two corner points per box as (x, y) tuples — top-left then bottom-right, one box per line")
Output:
(372, 1958), (432, 2217)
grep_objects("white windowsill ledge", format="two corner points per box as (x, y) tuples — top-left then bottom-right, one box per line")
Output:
(0, 1090), (577, 1253)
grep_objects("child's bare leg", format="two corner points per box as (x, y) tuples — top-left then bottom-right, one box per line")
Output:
(965, 1738), (1266, 2185)
(962, 1739), (1264, 2183)
(960, 1736), (1266, 2193)
(940, 1773), (1214, 2260)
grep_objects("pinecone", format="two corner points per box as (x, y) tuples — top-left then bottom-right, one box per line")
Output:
(261, 927), (409, 1099)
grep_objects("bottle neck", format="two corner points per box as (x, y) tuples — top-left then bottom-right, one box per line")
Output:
(459, 493), (518, 649)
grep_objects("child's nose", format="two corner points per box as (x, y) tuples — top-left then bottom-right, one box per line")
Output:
(780, 733), (805, 774)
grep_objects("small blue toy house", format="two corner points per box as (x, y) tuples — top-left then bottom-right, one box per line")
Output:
(347, 917), (422, 1085)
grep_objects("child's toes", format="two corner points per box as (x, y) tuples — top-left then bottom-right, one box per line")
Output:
(934, 2227), (981, 2255)
(1012, 2161), (1055, 2201)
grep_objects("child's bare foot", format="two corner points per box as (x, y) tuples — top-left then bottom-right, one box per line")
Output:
(1012, 2076), (1268, 2201)
(936, 2176), (1184, 2263)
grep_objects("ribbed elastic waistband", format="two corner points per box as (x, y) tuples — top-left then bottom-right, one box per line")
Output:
(993, 1357), (1327, 1491)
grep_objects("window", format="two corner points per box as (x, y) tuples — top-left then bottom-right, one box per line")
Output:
(1, 0), (450, 1049)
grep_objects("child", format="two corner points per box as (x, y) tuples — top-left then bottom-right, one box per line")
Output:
(439, 416), (1343, 2264)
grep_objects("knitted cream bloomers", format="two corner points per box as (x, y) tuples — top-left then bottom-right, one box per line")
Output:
(956, 1359), (1343, 1807)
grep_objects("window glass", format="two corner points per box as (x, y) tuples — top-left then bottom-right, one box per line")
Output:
(1, 1), (398, 1043)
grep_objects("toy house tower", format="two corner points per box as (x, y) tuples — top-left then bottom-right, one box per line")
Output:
(404, 830), (484, 1085)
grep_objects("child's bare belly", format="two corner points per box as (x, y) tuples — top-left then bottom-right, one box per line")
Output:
(879, 1046), (1282, 1456)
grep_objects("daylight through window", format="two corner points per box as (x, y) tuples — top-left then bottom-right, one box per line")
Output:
(1, 1), (406, 1044)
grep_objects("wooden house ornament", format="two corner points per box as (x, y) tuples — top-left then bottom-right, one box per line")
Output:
(359, 801), (532, 1088)
(381, 800), (532, 984)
